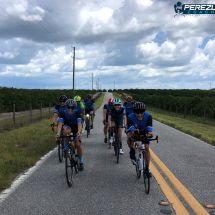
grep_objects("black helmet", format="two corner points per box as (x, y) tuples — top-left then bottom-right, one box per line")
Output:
(59, 95), (67, 101)
(133, 102), (145, 112)
(65, 99), (77, 107)
(87, 94), (92, 98)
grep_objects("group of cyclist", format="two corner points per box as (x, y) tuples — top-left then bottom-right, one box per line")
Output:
(103, 96), (153, 178)
(51, 94), (95, 171)
(51, 93), (153, 178)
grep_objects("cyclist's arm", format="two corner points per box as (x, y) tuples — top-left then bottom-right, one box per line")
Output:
(108, 115), (111, 127)
(123, 114), (127, 127)
(92, 100), (95, 114)
(126, 116), (135, 134)
(76, 111), (82, 134)
(57, 122), (63, 135)
(52, 112), (58, 124)
(146, 115), (153, 136)
(77, 122), (82, 134)
(80, 102), (84, 118)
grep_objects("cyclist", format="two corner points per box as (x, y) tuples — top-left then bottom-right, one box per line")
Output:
(103, 98), (114, 143)
(55, 99), (84, 171)
(123, 96), (134, 117)
(126, 102), (153, 178)
(108, 99), (127, 154)
(83, 94), (95, 129)
(51, 95), (67, 130)
(74, 95), (84, 133)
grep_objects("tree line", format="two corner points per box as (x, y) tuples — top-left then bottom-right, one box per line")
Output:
(115, 89), (215, 118)
(0, 87), (97, 112)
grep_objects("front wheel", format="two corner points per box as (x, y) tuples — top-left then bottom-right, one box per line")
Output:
(65, 149), (74, 187)
(143, 152), (150, 194)
(58, 139), (64, 163)
(136, 158), (141, 179)
(86, 118), (90, 138)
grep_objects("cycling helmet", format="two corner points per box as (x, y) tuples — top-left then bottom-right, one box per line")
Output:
(108, 98), (114, 106)
(133, 102), (145, 111)
(113, 99), (121, 105)
(87, 94), (92, 98)
(74, 95), (81, 101)
(59, 95), (67, 101)
(127, 96), (132, 101)
(65, 99), (77, 107)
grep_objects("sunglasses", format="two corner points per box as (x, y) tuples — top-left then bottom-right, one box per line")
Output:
(60, 101), (66, 103)
(67, 106), (75, 110)
(114, 104), (121, 107)
(134, 110), (144, 114)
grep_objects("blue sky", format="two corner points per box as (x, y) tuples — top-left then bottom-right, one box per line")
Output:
(0, 0), (215, 90)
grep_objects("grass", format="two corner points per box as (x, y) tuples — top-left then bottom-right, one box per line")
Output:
(120, 92), (215, 146)
(0, 92), (105, 191)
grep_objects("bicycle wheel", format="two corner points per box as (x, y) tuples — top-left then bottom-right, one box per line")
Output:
(115, 134), (120, 163)
(58, 139), (64, 163)
(74, 151), (79, 173)
(136, 158), (141, 179)
(143, 151), (150, 194)
(86, 118), (90, 138)
(65, 148), (74, 187)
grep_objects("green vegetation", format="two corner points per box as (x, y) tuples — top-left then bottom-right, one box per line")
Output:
(0, 93), (105, 191)
(0, 87), (98, 112)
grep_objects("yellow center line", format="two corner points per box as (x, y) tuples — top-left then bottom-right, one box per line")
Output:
(150, 149), (209, 215)
(150, 162), (190, 215)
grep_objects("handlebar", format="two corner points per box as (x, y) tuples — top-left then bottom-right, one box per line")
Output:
(129, 135), (158, 143)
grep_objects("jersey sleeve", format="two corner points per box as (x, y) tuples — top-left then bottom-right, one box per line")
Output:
(146, 115), (153, 132)
(123, 102), (127, 107)
(80, 102), (84, 109)
(54, 104), (59, 113)
(83, 99), (87, 105)
(59, 111), (64, 123)
(76, 111), (82, 123)
(122, 107), (126, 115)
(92, 99), (95, 106)
(126, 116), (134, 133)
(103, 104), (107, 109)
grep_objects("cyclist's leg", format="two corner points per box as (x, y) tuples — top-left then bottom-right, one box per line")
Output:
(126, 131), (136, 161)
(144, 142), (150, 165)
(63, 125), (72, 153)
(104, 123), (108, 142)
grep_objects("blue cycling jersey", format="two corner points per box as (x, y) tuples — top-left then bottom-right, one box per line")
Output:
(123, 101), (134, 115)
(54, 104), (67, 116)
(83, 98), (95, 110)
(59, 109), (82, 125)
(108, 106), (126, 118)
(104, 103), (112, 116)
(126, 112), (153, 133)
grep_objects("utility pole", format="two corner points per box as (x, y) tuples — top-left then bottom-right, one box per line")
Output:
(92, 73), (93, 97)
(72, 46), (75, 98)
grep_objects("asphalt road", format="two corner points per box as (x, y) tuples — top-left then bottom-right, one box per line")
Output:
(0, 92), (214, 215)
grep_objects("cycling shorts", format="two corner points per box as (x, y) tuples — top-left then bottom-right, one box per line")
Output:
(85, 108), (93, 115)
(111, 117), (123, 127)
(64, 123), (79, 140)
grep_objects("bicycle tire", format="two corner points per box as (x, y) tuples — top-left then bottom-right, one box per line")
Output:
(65, 148), (74, 187)
(86, 118), (90, 138)
(136, 158), (141, 179)
(115, 134), (120, 163)
(58, 139), (64, 163)
(143, 151), (150, 194)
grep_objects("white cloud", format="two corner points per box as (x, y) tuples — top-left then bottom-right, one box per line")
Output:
(0, 51), (19, 59)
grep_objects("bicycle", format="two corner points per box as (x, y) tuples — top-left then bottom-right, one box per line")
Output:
(130, 134), (158, 194)
(110, 126), (125, 164)
(59, 134), (80, 187)
(85, 113), (93, 138)
(52, 124), (64, 163)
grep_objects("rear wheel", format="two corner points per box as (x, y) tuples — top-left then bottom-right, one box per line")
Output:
(65, 148), (74, 187)
(86, 118), (90, 138)
(143, 152), (150, 194)
(115, 134), (120, 163)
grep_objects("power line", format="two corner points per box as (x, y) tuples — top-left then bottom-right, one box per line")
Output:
(0, 6), (53, 53)
(27, 0), (66, 45)
(36, 0), (73, 46)
(17, 0), (58, 44)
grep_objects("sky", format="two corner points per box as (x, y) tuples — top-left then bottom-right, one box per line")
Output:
(0, 0), (215, 90)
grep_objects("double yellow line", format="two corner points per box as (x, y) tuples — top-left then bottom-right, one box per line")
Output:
(150, 149), (209, 215)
